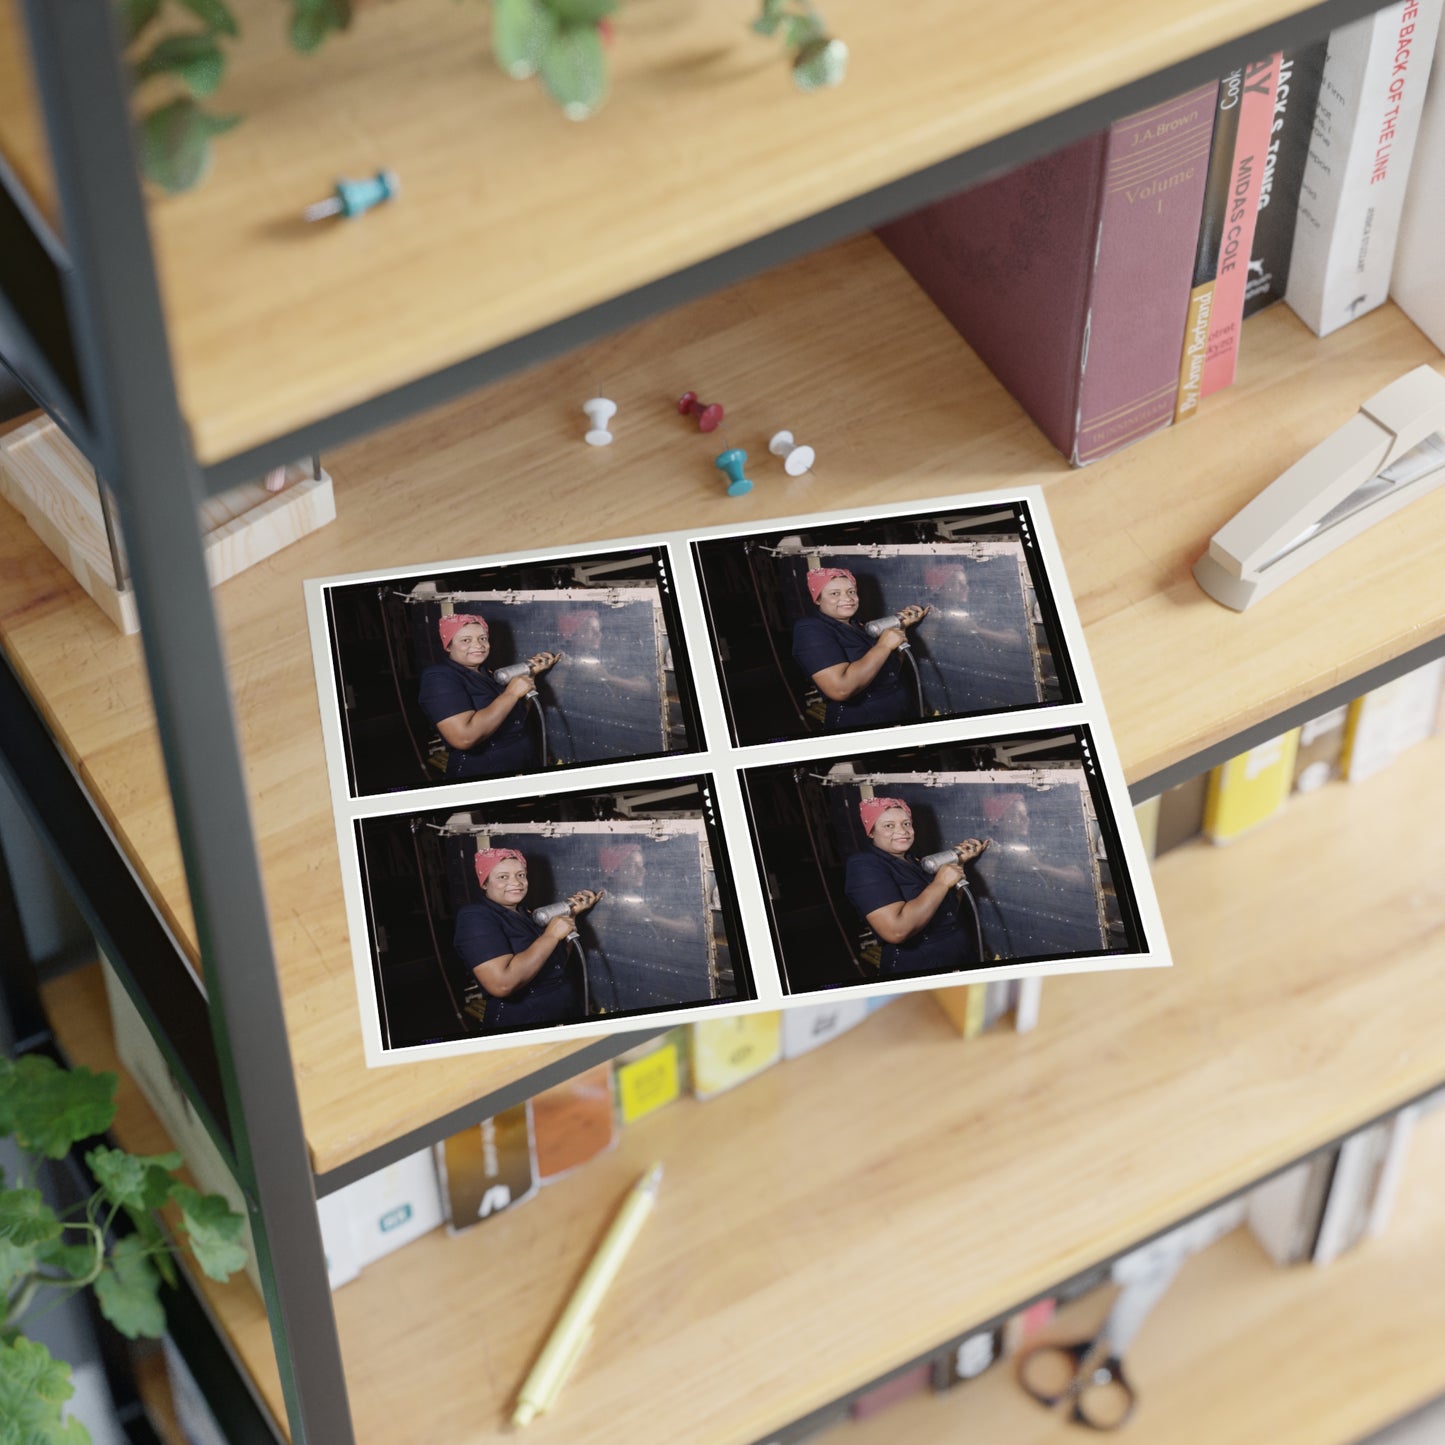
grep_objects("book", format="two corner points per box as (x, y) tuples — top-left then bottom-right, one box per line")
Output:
(1014, 977), (1044, 1034)
(1341, 659), (1445, 782)
(930, 1327), (1000, 1390)
(345, 1150), (445, 1269)
(1366, 1104), (1422, 1236)
(849, 1363), (932, 1419)
(780, 999), (869, 1058)
(1175, 72), (1243, 422)
(1292, 704), (1350, 793)
(691, 1013), (782, 1098)
(1286, 0), (1445, 337)
(1202, 730), (1301, 843)
(932, 982), (988, 1037)
(531, 1064), (617, 1182)
(614, 1029), (689, 1124)
(1154, 771), (1210, 854)
(1243, 43), (1330, 317)
(1313, 1122), (1393, 1265)
(1246, 1150), (1337, 1264)
(878, 82), (1218, 465)
(1392, 21), (1445, 348)
(1133, 795), (1161, 858)
(1200, 53), (1282, 397)
(1000, 1297), (1057, 1357)
(437, 1103), (537, 1231)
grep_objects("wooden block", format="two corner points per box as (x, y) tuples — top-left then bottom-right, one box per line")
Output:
(0, 416), (334, 634)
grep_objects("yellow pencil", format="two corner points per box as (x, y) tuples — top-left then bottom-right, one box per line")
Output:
(512, 1162), (664, 1427)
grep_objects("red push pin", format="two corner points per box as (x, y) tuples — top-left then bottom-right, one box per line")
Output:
(677, 391), (724, 432)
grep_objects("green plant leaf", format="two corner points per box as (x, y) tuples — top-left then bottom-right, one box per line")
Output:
(93, 1236), (165, 1340)
(132, 33), (227, 98)
(138, 99), (239, 194)
(0, 1235), (35, 1294)
(0, 1189), (62, 1248)
(791, 35), (848, 89)
(35, 1234), (101, 1283)
(0, 1337), (89, 1445)
(117, 0), (162, 44)
(0, 1056), (116, 1159)
(751, 0), (785, 36)
(544, 0), (615, 22)
(492, 0), (557, 79)
(540, 21), (607, 120)
(289, 0), (350, 52)
(85, 1146), (182, 1213)
(176, 0), (240, 36)
(172, 1185), (247, 1282)
(784, 13), (824, 48)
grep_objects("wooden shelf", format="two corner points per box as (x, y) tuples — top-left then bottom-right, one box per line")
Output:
(0, 0), (1361, 466)
(838, 1106), (1445, 1445)
(3, 233), (1442, 1175)
(43, 734), (1445, 1442)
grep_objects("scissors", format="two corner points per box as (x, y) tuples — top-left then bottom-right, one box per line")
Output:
(1015, 1240), (1185, 1430)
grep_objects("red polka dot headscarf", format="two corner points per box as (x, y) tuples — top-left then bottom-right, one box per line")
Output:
(474, 847), (524, 887)
(806, 567), (856, 603)
(439, 613), (488, 650)
(859, 796), (911, 835)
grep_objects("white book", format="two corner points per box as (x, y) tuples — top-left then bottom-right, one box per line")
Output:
(1247, 1153), (1335, 1265)
(1343, 658), (1445, 782)
(1286, 0), (1445, 336)
(1013, 977), (1043, 1034)
(1366, 1104), (1422, 1236)
(780, 999), (869, 1058)
(1313, 1125), (1389, 1266)
(1391, 25), (1445, 348)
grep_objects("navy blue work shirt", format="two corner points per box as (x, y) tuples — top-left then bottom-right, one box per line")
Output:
(418, 661), (538, 778)
(454, 897), (582, 1031)
(790, 614), (911, 730)
(843, 846), (975, 977)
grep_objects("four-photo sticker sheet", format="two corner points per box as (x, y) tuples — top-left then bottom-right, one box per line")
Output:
(305, 487), (1169, 1065)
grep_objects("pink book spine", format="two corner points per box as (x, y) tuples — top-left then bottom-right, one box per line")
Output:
(1200, 54), (1282, 397)
(1074, 83), (1218, 463)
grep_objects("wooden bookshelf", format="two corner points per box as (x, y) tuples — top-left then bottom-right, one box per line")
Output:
(43, 734), (1445, 1443)
(0, 0), (1361, 466)
(3, 233), (1442, 1176)
(838, 1106), (1445, 1444)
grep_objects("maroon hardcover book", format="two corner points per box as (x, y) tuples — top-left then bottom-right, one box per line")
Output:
(878, 83), (1218, 465)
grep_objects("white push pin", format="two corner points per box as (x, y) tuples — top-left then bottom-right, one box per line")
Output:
(769, 429), (815, 476)
(583, 397), (617, 447)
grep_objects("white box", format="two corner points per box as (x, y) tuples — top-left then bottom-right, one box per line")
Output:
(780, 999), (870, 1059)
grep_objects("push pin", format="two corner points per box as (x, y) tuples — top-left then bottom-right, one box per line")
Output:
(303, 169), (400, 222)
(583, 397), (616, 446)
(715, 447), (753, 497)
(769, 430), (815, 476)
(678, 391), (724, 432)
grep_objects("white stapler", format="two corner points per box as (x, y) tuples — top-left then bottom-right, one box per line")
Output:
(1194, 365), (1445, 611)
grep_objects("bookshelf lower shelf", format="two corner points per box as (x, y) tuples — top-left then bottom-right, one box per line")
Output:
(836, 1105), (1445, 1445)
(43, 734), (1445, 1444)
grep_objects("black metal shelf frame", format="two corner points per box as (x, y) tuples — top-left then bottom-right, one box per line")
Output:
(0, 0), (1434, 1440)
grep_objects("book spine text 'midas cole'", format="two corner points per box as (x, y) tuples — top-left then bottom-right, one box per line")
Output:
(1286, 0), (1445, 337)
(1200, 52), (1282, 398)
(878, 84), (1216, 466)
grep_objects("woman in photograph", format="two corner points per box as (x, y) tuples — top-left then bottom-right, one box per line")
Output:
(790, 568), (928, 731)
(454, 848), (603, 1031)
(419, 614), (559, 778)
(843, 796), (988, 977)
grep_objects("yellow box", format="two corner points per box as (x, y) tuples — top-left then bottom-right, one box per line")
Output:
(615, 1036), (684, 1124)
(690, 1014), (782, 1099)
(1203, 730), (1300, 844)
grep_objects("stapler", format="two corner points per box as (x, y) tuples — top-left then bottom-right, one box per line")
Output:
(1194, 365), (1445, 611)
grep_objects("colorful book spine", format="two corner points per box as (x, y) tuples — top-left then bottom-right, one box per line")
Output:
(614, 1028), (689, 1125)
(850, 1363), (932, 1419)
(1001, 1297), (1057, 1357)
(1175, 70), (1244, 421)
(1243, 43), (1330, 317)
(1391, 17), (1445, 349)
(1341, 659), (1445, 781)
(879, 82), (1217, 465)
(437, 1103), (537, 1231)
(1286, 0), (1445, 336)
(691, 1013), (782, 1098)
(1200, 52), (1282, 397)
(932, 983), (988, 1037)
(1292, 704), (1350, 793)
(1202, 730), (1301, 843)
(531, 1063), (617, 1182)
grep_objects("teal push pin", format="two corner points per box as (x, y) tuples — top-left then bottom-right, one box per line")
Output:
(714, 447), (753, 497)
(303, 170), (400, 222)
